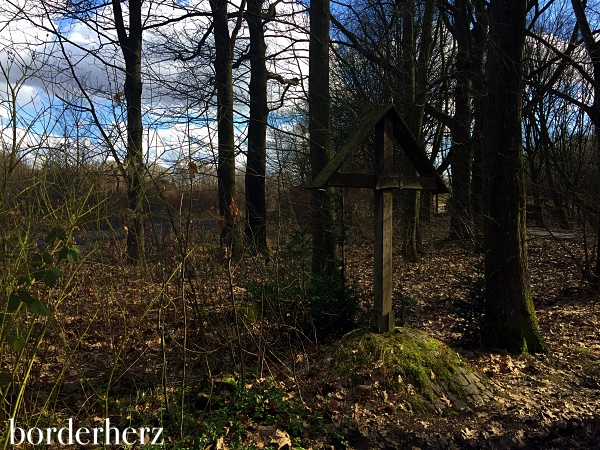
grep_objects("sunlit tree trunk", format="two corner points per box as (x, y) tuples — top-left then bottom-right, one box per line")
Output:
(211, 0), (240, 251)
(310, 0), (336, 274)
(113, 0), (145, 264)
(245, 0), (268, 253)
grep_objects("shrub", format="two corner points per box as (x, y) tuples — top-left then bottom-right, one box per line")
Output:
(451, 261), (486, 345)
(305, 271), (364, 339)
(393, 290), (418, 326)
(246, 230), (364, 342)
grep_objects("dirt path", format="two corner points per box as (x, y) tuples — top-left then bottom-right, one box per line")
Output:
(527, 228), (591, 242)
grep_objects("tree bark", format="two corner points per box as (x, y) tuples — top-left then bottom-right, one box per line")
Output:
(416, 0), (436, 226)
(245, 0), (269, 253)
(112, 0), (145, 264)
(310, 0), (336, 274)
(482, 0), (546, 353)
(469, 0), (488, 238)
(211, 0), (239, 251)
(448, 0), (473, 240)
(398, 1), (420, 262)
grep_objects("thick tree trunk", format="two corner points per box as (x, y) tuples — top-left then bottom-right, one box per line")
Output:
(309, 0), (336, 274)
(112, 0), (145, 264)
(211, 0), (239, 251)
(482, 0), (546, 353)
(245, 0), (268, 253)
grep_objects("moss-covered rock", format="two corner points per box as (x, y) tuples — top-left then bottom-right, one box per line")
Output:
(327, 327), (493, 414)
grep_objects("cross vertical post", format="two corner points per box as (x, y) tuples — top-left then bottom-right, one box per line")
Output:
(372, 113), (395, 332)
(307, 104), (448, 333)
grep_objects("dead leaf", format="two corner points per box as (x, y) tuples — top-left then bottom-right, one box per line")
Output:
(329, 397), (340, 412)
(461, 427), (477, 439)
(268, 429), (291, 449)
(215, 436), (227, 450)
(189, 161), (198, 179)
(113, 91), (124, 105)
(440, 394), (451, 407)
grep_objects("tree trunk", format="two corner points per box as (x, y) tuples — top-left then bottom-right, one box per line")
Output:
(543, 132), (571, 229)
(415, 0), (436, 226)
(112, 0), (145, 264)
(470, 0), (488, 237)
(448, 0), (473, 240)
(310, 0), (336, 274)
(245, 0), (268, 253)
(482, 0), (546, 353)
(399, 3), (419, 262)
(211, 0), (239, 251)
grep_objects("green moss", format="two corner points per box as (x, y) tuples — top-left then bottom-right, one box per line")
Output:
(213, 303), (261, 325)
(573, 347), (600, 378)
(329, 327), (482, 412)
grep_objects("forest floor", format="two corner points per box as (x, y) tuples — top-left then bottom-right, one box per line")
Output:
(18, 215), (600, 450)
(336, 219), (600, 449)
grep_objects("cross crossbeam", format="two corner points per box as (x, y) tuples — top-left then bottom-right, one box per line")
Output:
(309, 104), (448, 333)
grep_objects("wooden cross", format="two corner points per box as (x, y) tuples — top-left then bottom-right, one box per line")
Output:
(310, 104), (448, 333)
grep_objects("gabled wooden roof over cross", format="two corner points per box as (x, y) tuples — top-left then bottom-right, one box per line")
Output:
(309, 103), (448, 194)
(309, 103), (448, 333)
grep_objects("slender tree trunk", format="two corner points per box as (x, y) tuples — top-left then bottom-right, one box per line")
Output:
(398, 2), (419, 262)
(245, 0), (268, 253)
(422, 119), (445, 222)
(546, 171), (571, 229)
(449, 0), (473, 240)
(532, 191), (546, 228)
(470, 0), (488, 237)
(482, 0), (546, 353)
(211, 0), (239, 251)
(416, 0), (436, 226)
(310, 0), (336, 274)
(542, 128), (571, 229)
(112, 0), (145, 264)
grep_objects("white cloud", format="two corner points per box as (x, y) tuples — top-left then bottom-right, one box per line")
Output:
(0, 0), (311, 173)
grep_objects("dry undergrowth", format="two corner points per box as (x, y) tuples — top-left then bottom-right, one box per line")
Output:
(7, 217), (600, 449)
